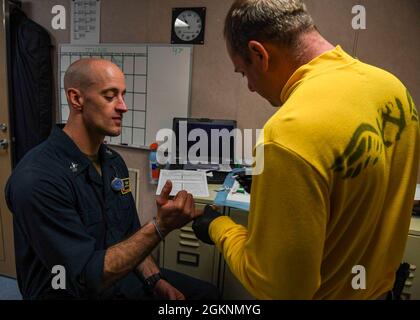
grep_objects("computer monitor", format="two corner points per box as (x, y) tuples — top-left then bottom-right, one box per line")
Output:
(172, 118), (237, 165)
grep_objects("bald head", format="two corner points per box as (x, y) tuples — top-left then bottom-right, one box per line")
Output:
(62, 57), (127, 140)
(63, 58), (123, 93)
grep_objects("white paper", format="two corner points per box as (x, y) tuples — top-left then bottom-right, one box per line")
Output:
(218, 164), (233, 172)
(71, 0), (101, 44)
(226, 181), (250, 204)
(156, 170), (209, 197)
(415, 184), (420, 201)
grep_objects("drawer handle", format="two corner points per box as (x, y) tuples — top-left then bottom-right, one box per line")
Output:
(180, 232), (198, 240)
(177, 251), (199, 267)
(179, 240), (199, 248)
(181, 226), (194, 232)
(404, 280), (413, 287)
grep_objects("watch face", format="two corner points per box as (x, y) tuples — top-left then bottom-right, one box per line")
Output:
(174, 10), (202, 42)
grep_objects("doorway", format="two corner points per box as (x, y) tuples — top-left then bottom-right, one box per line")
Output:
(0, 0), (16, 278)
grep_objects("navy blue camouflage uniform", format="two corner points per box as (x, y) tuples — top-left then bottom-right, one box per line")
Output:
(5, 126), (218, 300)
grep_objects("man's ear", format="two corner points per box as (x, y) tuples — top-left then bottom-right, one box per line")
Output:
(248, 40), (269, 72)
(67, 88), (84, 111)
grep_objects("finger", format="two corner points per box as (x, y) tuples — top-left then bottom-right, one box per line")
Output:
(174, 190), (188, 210)
(168, 289), (177, 300)
(185, 193), (195, 217)
(173, 188), (189, 201)
(156, 180), (172, 206)
(173, 189), (181, 201)
(177, 291), (186, 300)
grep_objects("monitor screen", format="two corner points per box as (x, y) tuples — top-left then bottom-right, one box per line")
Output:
(172, 118), (237, 164)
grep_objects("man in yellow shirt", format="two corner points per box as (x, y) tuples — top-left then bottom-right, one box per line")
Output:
(193, 0), (419, 299)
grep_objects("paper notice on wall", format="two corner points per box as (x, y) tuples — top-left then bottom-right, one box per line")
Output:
(71, 0), (101, 44)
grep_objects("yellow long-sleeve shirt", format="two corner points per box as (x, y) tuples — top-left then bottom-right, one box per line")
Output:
(210, 46), (420, 299)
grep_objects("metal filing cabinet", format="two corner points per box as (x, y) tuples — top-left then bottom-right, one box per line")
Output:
(219, 207), (254, 299)
(159, 187), (222, 286)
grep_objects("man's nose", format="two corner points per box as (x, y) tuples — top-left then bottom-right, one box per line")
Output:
(116, 97), (128, 113)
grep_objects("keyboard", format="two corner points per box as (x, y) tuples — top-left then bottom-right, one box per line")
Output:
(207, 171), (229, 184)
(183, 163), (220, 171)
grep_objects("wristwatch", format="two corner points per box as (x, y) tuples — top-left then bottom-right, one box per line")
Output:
(143, 272), (164, 292)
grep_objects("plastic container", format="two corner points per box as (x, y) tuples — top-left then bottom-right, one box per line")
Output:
(149, 143), (160, 184)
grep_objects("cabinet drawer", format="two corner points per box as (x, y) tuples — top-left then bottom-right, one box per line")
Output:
(159, 203), (220, 285)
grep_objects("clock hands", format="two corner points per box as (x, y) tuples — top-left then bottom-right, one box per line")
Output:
(175, 18), (189, 28)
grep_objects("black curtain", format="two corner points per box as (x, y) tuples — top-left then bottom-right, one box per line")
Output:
(9, 5), (53, 166)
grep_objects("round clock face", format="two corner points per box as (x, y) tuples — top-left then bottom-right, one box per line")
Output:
(174, 10), (203, 42)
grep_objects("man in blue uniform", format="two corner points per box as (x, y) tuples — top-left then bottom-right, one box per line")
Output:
(5, 58), (218, 300)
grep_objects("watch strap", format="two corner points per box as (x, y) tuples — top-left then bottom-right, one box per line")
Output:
(143, 272), (164, 291)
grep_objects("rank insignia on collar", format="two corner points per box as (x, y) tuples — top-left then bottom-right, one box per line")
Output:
(70, 162), (79, 173)
(121, 178), (131, 195)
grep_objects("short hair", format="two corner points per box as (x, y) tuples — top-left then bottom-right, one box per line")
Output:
(63, 58), (103, 92)
(224, 0), (315, 61)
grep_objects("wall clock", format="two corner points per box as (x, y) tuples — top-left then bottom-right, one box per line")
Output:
(171, 7), (206, 45)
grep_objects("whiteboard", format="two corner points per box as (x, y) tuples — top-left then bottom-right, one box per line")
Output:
(58, 44), (192, 148)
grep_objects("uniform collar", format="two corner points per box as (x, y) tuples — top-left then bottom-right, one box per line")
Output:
(49, 126), (118, 177)
(280, 45), (357, 104)
(99, 142), (118, 162)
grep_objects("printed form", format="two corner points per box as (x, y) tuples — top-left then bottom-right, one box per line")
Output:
(156, 170), (209, 197)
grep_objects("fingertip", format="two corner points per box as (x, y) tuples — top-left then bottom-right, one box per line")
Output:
(159, 179), (173, 200)
(163, 179), (172, 190)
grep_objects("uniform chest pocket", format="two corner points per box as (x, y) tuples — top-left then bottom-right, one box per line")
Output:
(80, 210), (103, 226)
(80, 210), (105, 247)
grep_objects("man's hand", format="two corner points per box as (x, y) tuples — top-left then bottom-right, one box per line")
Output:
(155, 180), (201, 237)
(152, 279), (185, 300)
